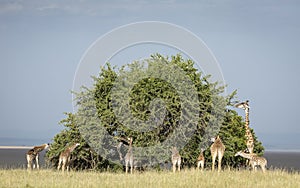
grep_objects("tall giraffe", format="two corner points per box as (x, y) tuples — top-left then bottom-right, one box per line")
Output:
(235, 100), (254, 154)
(235, 151), (267, 173)
(210, 135), (225, 172)
(197, 148), (205, 171)
(57, 143), (80, 172)
(26, 143), (50, 170)
(171, 146), (181, 173)
(116, 137), (134, 174)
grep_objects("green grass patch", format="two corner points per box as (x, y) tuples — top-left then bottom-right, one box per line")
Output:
(0, 169), (299, 188)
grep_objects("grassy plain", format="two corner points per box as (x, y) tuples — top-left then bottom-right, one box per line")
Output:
(0, 168), (299, 188)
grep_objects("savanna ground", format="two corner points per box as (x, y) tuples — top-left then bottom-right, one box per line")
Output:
(0, 169), (299, 188)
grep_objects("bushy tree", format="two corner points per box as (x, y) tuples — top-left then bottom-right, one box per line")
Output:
(47, 54), (264, 171)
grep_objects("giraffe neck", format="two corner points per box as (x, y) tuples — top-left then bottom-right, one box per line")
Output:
(68, 144), (79, 153)
(198, 150), (204, 160)
(33, 144), (48, 153)
(238, 152), (252, 160)
(244, 107), (254, 153)
(245, 108), (249, 128)
(128, 143), (132, 153)
(172, 147), (179, 156)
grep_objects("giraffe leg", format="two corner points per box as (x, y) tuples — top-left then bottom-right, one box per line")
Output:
(26, 154), (31, 170)
(172, 162), (176, 173)
(246, 159), (249, 167)
(62, 163), (65, 172)
(62, 158), (67, 172)
(218, 152), (223, 172)
(253, 161), (257, 171)
(198, 161), (204, 171)
(261, 165), (266, 173)
(27, 161), (31, 170)
(130, 158), (133, 174)
(32, 158), (36, 169)
(125, 159), (129, 174)
(36, 154), (39, 170)
(251, 163), (255, 172)
(57, 158), (62, 170)
(66, 159), (69, 171)
(211, 153), (216, 171)
(178, 159), (181, 172)
(66, 156), (70, 171)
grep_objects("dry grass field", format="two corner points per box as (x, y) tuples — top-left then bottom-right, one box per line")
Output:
(0, 169), (299, 188)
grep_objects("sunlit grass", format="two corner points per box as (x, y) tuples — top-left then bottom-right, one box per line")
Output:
(0, 168), (299, 188)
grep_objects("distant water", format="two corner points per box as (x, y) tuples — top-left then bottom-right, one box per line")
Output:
(264, 151), (300, 171)
(0, 148), (48, 169)
(0, 148), (299, 171)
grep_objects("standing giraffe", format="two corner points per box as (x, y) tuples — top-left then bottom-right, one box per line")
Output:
(197, 148), (205, 171)
(57, 143), (80, 172)
(235, 100), (255, 158)
(124, 137), (134, 174)
(235, 151), (267, 173)
(116, 137), (134, 174)
(26, 143), (50, 170)
(210, 135), (225, 172)
(171, 146), (181, 173)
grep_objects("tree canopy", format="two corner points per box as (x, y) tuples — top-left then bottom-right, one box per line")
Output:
(46, 54), (264, 171)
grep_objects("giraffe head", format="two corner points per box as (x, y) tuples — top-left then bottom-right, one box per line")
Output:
(44, 143), (50, 149)
(235, 100), (250, 110)
(244, 148), (250, 153)
(127, 137), (133, 144)
(234, 150), (243, 157)
(170, 146), (179, 154)
(210, 135), (221, 143)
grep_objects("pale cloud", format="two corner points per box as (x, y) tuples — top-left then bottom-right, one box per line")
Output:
(0, 0), (195, 16)
(34, 1), (148, 16)
(36, 4), (60, 11)
(0, 2), (23, 14)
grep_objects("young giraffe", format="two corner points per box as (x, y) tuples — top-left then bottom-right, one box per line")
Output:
(210, 135), (225, 172)
(57, 143), (80, 172)
(197, 148), (205, 171)
(116, 136), (134, 174)
(26, 143), (50, 170)
(171, 146), (181, 173)
(235, 151), (267, 173)
(124, 137), (134, 174)
(235, 100), (254, 155)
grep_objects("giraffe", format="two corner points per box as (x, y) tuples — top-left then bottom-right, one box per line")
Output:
(197, 148), (205, 171)
(26, 143), (50, 170)
(235, 100), (254, 155)
(57, 143), (80, 172)
(116, 136), (134, 174)
(124, 137), (134, 174)
(235, 151), (267, 173)
(210, 135), (225, 172)
(171, 146), (181, 173)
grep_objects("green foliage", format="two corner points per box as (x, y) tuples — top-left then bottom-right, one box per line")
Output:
(48, 53), (264, 171)
(46, 113), (121, 171)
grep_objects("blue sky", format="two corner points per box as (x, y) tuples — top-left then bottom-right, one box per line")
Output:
(0, 0), (299, 150)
